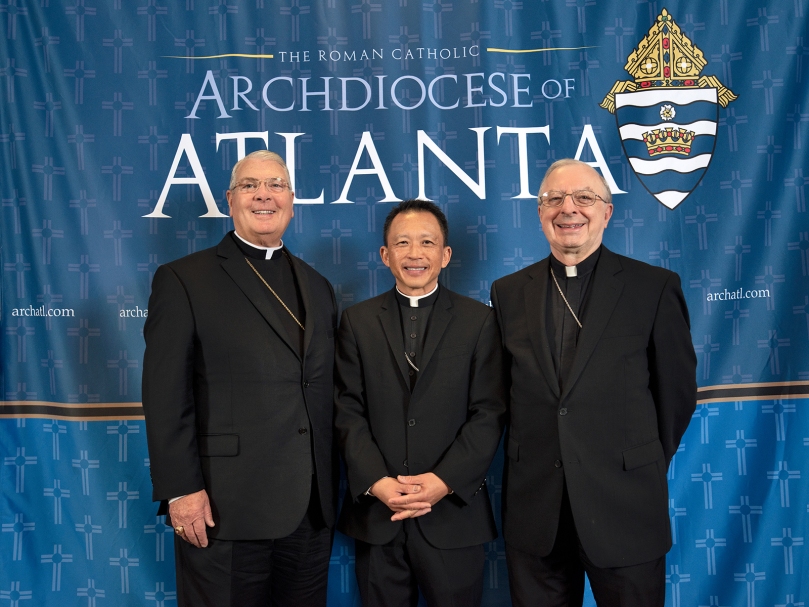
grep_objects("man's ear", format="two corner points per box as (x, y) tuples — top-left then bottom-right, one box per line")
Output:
(441, 246), (452, 268)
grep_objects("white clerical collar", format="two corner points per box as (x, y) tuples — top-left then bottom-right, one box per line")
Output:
(550, 246), (601, 279)
(396, 284), (439, 308)
(233, 231), (283, 260)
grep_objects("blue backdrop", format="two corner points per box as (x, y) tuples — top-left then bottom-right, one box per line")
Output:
(1, 1), (807, 605)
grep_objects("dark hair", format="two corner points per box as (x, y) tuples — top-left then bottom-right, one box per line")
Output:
(382, 199), (449, 246)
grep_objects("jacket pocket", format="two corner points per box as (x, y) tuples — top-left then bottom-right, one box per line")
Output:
(198, 434), (239, 457)
(622, 439), (663, 470)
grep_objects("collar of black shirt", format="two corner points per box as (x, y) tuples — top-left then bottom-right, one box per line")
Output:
(549, 245), (601, 279)
(231, 231), (286, 261)
(394, 285), (440, 308)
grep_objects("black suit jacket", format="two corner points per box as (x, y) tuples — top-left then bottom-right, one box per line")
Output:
(491, 246), (697, 568)
(142, 233), (338, 540)
(334, 287), (506, 549)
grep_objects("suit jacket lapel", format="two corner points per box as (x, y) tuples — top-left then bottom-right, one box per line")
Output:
(561, 247), (623, 399)
(378, 290), (410, 387)
(287, 253), (314, 359)
(217, 235), (301, 360)
(524, 259), (560, 399)
(416, 286), (452, 380)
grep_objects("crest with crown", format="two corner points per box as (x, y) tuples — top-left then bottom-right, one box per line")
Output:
(601, 9), (736, 158)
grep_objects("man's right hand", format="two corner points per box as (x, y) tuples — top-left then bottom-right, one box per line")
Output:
(169, 489), (215, 548)
(369, 477), (432, 521)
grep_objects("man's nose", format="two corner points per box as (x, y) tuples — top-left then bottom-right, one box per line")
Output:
(559, 193), (579, 212)
(253, 180), (275, 199)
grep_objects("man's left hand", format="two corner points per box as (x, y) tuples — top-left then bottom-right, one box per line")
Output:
(389, 473), (450, 520)
(169, 489), (214, 548)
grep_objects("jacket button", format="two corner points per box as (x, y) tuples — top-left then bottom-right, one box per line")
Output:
(298, 428), (308, 435)
(303, 381), (310, 388)
(409, 370), (414, 377)
(559, 408), (568, 416)
(403, 459), (408, 467)
(555, 460), (562, 468)
(408, 419), (416, 427)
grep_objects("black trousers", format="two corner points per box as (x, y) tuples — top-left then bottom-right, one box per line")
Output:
(173, 497), (332, 607)
(355, 518), (485, 607)
(506, 484), (666, 607)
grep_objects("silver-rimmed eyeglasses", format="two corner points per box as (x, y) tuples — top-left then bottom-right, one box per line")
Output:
(233, 178), (291, 194)
(539, 190), (606, 208)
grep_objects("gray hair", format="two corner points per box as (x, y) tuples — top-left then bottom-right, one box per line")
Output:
(538, 159), (612, 205)
(229, 150), (291, 189)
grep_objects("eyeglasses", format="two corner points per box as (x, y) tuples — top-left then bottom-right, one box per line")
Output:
(233, 178), (291, 194)
(539, 190), (606, 208)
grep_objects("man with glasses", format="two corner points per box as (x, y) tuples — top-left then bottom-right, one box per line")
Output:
(142, 150), (338, 606)
(491, 159), (696, 606)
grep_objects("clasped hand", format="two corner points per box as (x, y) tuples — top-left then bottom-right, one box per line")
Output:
(370, 473), (450, 521)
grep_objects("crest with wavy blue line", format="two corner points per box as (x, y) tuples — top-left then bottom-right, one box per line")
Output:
(601, 8), (737, 209)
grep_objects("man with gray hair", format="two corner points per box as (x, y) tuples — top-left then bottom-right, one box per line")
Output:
(491, 159), (696, 606)
(143, 150), (338, 606)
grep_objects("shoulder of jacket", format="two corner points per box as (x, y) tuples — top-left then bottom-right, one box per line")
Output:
(492, 261), (541, 289)
(162, 245), (219, 274)
(445, 289), (492, 317)
(610, 251), (677, 284)
(343, 292), (388, 316)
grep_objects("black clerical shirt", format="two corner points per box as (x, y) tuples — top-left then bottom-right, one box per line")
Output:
(231, 232), (306, 357)
(394, 285), (440, 391)
(546, 246), (601, 389)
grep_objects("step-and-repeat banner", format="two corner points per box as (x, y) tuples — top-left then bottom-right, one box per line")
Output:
(2, 1), (807, 605)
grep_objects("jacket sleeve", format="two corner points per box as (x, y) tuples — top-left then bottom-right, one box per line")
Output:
(432, 308), (508, 503)
(649, 272), (698, 464)
(142, 264), (206, 502)
(333, 310), (390, 501)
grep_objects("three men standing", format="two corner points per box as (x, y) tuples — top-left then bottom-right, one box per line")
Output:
(142, 151), (337, 607)
(143, 154), (695, 607)
(492, 159), (697, 606)
(334, 200), (506, 606)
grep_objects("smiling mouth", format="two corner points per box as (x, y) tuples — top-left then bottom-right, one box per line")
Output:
(404, 266), (427, 272)
(556, 223), (585, 229)
(253, 210), (276, 215)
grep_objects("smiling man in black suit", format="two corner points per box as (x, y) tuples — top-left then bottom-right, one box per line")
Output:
(491, 159), (697, 607)
(334, 199), (506, 606)
(142, 150), (337, 607)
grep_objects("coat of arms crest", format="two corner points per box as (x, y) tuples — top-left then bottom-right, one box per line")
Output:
(601, 9), (737, 209)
